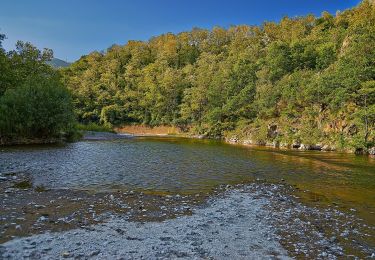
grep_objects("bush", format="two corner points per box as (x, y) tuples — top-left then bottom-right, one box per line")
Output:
(0, 78), (75, 140)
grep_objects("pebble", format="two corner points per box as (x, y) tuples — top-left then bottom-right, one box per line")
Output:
(90, 250), (101, 256)
(61, 252), (70, 258)
(0, 183), (371, 258)
(38, 216), (48, 222)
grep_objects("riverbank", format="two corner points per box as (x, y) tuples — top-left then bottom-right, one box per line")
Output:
(2, 125), (374, 156)
(224, 136), (375, 156)
(116, 125), (182, 136)
(0, 137), (63, 146)
(82, 131), (133, 141)
(0, 170), (373, 258)
(0, 185), (289, 259)
(0, 131), (131, 146)
(115, 125), (375, 156)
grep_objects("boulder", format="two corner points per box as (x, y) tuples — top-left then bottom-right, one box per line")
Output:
(310, 144), (322, 151)
(226, 137), (238, 143)
(299, 144), (310, 150)
(321, 145), (336, 151)
(292, 143), (301, 149)
(243, 139), (254, 145)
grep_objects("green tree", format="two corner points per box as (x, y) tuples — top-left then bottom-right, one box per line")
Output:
(0, 40), (76, 143)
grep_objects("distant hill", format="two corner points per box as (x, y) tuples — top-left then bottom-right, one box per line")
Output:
(46, 58), (71, 68)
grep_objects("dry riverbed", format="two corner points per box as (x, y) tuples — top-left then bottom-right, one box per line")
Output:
(0, 171), (374, 259)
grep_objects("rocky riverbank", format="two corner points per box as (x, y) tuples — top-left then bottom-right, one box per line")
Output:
(82, 131), (133, 141)
(116, 125), (182, 136)
(116, 124), (375, 155)
(0, 171), (374, 259)
(225, 136), (375, 156)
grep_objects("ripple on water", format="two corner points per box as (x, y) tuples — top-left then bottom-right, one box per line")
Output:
(0, 137), (374, 216)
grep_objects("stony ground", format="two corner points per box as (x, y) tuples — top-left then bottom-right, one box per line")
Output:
(0, 171), (205, 244)
(1, 169), (374, 259)
(1, 187), (291, 259)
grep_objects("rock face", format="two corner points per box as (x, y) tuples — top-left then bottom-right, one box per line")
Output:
(368, 147), (375, 155)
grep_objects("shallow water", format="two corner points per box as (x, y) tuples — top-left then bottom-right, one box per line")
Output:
(1, 137), (374, 224)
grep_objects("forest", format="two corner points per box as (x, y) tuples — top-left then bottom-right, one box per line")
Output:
(1, 1), (374, 152)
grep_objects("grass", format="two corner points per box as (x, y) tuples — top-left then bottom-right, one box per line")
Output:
(76, 123), (115, 133)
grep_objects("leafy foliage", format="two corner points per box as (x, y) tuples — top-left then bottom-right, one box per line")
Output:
(63, 1), (374, 150)
(0, 40), (76, 143)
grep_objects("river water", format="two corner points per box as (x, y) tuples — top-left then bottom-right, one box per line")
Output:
(1, 137), (374, 225)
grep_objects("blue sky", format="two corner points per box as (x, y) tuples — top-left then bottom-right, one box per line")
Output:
(0, 0), (360, 61)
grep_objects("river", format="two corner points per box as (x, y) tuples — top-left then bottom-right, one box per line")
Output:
(1, 137), (374, 257)
(1, 137), (374, 224)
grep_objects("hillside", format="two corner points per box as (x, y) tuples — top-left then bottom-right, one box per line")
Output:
(62, 1), (375, 153)
(47, 58), (71, 68)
